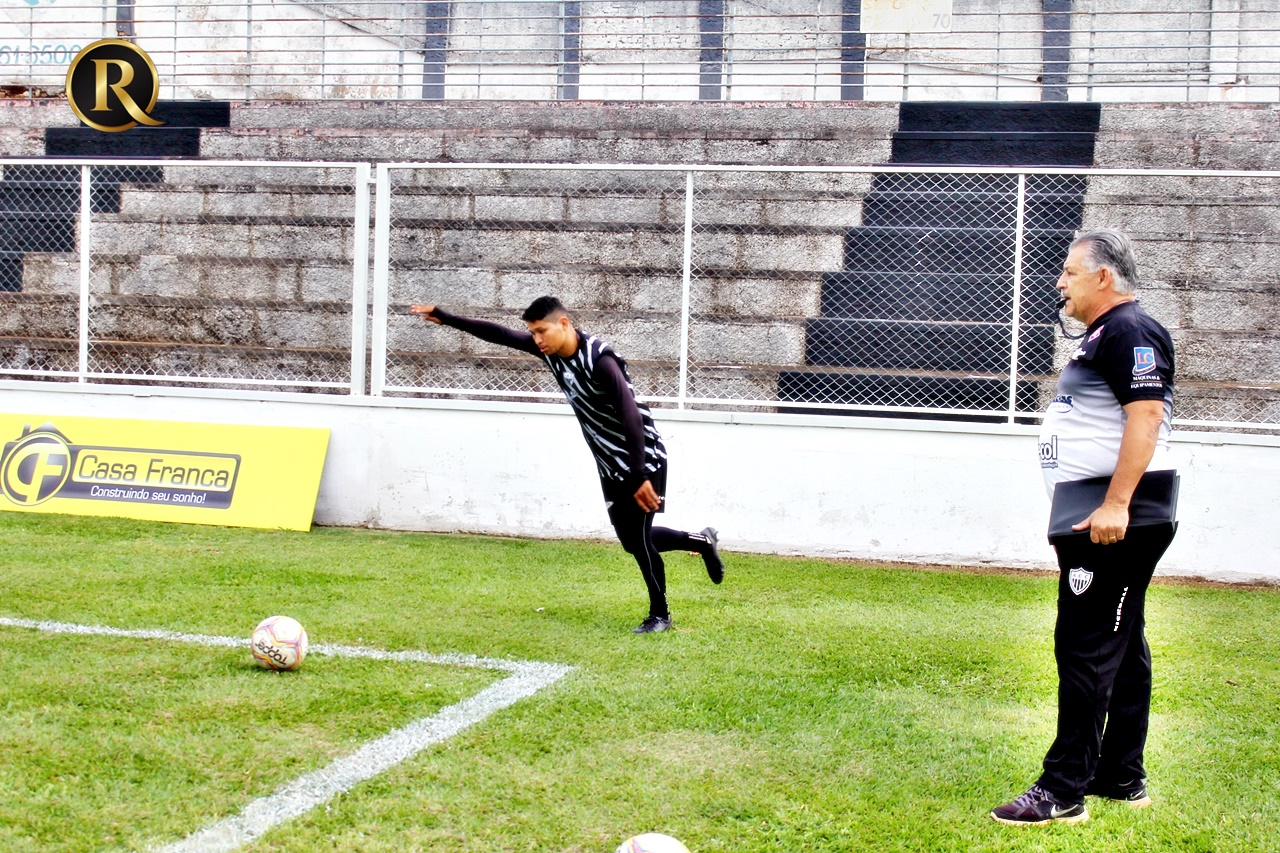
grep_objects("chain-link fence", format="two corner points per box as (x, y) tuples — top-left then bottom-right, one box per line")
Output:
(374, 162), (1280, 432)
(4, 158), (1278, 432)
(1, 159), (370, 391)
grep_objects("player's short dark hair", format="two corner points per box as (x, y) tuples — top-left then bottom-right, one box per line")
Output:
(521, 296), (569, 323)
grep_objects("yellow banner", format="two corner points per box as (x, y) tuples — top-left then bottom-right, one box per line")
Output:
(0, 414), (329, 531)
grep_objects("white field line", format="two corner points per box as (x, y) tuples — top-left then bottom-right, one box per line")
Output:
(0, 617), (573, 853)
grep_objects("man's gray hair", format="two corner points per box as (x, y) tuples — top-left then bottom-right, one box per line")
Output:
(1071, 229), (1139, 294)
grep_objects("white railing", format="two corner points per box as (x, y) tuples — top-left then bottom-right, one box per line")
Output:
(1, 1), (1278, 103)
(2, 157), (1278, 433)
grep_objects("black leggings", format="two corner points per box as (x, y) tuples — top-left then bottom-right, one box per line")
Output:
(608, 500), (705, 619)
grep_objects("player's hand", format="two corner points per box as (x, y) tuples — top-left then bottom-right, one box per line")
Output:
(633, 480), (662, 513)
(1073, 502), (1129, 545)
(410, 304), (441, 324)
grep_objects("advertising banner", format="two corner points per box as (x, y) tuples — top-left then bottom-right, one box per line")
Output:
(0, 414), (329, 531)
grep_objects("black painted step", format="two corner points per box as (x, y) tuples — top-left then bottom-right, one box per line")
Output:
(820, 272), (1060, 324)
(0, 182), (79, 215)
(777, 369), (1041, 415)
(46, 127), (201, 158)
(804, 317), (1056, 375)
(0, 257), (21, 293)
(843, 226), (1074, 278)
(146, 100), (232, 128)
(861, 191), (1087, 231)
(890, 131), (1097, 166)
(898, 102), (1102, 133)
(1, 164), (163, 215)
(0, 214), (75, 254)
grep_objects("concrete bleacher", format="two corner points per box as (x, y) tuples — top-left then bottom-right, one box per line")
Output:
(0, 98), (1277, 424)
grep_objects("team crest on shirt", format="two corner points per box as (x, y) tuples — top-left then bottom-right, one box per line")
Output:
(559, 365), (586, 399)
(1069, 567), (1094, 595)
(1132, 346), (1156, 375)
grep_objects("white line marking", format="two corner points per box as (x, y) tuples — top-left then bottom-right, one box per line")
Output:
(0, 617), (572, 853)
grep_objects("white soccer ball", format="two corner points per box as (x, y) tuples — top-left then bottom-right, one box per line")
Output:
(615, 833), (691, 853)
(250, 615), (309, 671)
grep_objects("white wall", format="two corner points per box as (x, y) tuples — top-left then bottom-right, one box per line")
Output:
(2, 381), (1277, 583)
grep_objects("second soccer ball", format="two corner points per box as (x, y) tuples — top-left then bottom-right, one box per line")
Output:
(615, 833), (691, 853)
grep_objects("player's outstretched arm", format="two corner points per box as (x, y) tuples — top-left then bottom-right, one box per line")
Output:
(410, 304), (539, 355)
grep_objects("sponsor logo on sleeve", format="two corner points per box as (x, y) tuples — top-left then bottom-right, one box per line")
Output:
(1133, 346), (1156, 375)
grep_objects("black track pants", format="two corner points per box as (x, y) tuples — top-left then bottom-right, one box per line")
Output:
(1037, 522), (1177, 801)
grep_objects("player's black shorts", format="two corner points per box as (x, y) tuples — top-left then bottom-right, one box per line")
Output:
(600, 463), (668, 515)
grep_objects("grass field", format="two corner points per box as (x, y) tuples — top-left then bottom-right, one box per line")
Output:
(1, 512), (1277, 853)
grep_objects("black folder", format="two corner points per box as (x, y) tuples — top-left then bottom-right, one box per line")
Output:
(1048, 469), (1180, 540)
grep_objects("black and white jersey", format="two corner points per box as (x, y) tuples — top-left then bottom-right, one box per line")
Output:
(432, 308), (666, 490)
(540, 332), (667, 487)
(1038, 300), (1175, 495)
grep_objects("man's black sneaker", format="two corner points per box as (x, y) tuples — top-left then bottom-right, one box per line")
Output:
(990, 784), (1089, 825)
(632, 615), (672, 634)
(1085, 778), (1151, 808)
(699, 527), (724, 584)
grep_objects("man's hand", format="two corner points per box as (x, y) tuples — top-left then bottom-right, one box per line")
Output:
(1072, 501), (1129, 545)
(633, 480), (662, 513)
(410, 304), (441, 324)
(1073, 399), (1165, 546)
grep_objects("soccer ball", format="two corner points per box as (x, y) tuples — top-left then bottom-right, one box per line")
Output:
(250, 615), (308, 671)
(615, 833), (691, 853)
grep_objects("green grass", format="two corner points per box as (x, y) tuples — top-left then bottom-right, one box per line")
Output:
(1, 512), (1277, 853)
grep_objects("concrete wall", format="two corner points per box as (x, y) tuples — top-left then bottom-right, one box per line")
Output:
(1, 381), (1276, 583)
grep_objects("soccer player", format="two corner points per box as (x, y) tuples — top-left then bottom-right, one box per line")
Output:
(410, 296), (725, 634)
(991, 229), (1177, 825)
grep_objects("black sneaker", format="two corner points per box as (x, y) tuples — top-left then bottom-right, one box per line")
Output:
(990, 784), (1089, 825)
(632, 615), (672, 634)
(698, 527), (724, 584)
(1086, 778), (1151, 808)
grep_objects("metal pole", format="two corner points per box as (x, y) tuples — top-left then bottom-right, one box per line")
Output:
(840, 0), (865, 101)
(350, 164), (372, 395)
(1007, 173), (1028, 423)
(245, 0), (254, 101)
(370, 165), (393, 396)
(558, 0), (581, 100)
(677, 171), (695, 410)
(698, 0), (725, 101)
(422, 2), (450, 99)
(1042, 0), (1072, 102)
(78, 165), (91, 383)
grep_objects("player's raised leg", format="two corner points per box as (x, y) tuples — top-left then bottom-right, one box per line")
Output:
(652, 526), (724, 584)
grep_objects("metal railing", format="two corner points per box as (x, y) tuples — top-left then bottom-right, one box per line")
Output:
(1, 1), (1278, 103)
(2, 157), (1278, 433)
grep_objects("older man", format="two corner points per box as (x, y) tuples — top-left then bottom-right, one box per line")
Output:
(991, 229), (1178, 825)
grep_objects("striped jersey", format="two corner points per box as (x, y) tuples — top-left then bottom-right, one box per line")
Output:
(541, 331), (668, 487)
